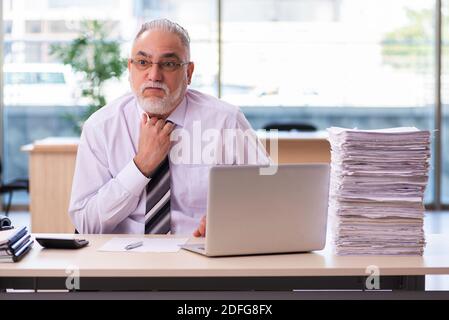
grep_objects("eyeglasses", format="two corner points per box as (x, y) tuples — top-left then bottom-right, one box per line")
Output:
(130, 58), (190, 72)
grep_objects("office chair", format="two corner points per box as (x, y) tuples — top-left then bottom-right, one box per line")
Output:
(262, 122), (317, 132)
(0, 160), (29, 217)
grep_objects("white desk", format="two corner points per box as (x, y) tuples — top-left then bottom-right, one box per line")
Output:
(1, 234), (448, 296)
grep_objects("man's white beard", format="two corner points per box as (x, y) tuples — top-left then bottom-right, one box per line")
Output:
(135, 80), (185, 116)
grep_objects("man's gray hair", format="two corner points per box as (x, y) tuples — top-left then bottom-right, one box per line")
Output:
(135, 19), (190, 55)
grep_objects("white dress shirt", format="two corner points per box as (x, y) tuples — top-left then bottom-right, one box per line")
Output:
(69, 89), (269, 235)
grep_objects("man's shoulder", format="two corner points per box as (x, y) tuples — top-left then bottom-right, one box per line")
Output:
(84, 92), (136, 128)
(186, 89), (240, 117)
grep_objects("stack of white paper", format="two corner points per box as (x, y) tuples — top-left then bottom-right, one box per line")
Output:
(327, 127), (431, 255)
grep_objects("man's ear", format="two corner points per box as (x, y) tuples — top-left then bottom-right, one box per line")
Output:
(187, 62), (194, 85)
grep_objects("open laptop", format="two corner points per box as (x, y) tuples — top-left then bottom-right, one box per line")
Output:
(180, 164), (330, 257)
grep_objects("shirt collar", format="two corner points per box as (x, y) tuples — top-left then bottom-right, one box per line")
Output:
(166, 93), (187, 128)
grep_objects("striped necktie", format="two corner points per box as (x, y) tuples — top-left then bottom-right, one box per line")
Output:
(145, 156), (171, 234)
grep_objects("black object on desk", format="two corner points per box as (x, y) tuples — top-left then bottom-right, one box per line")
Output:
(0, 215), (12, 231)
(35, 237), (89, 249)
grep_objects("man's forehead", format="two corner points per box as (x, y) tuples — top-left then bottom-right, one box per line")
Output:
(135, 50), (181, 59)
(132, 29), (186, 57)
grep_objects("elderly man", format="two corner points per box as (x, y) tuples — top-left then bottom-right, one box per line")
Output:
(69, 19), (268, 236)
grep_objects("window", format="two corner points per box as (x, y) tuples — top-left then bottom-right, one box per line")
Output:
(25, 20), (42, 33)
(1, 0), (447, 208)
(222, 0), (434, 108)
(48, 20), (72, 33)
(4, 72), (33, 85)
(4, 20), (12, 34)
(47, 0), (120, 9)
(24, 42), (43, 62)
(4, 72), (65, 85)
(37, 72), (65, 84)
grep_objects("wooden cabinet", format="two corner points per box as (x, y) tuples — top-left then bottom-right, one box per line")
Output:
(23, 138), (78, 233)
(259, 131), (330, 164)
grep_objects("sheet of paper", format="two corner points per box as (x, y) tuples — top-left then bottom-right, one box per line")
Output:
(98, 237), (188, 253)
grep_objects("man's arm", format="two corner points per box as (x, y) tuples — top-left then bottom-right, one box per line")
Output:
(68, 121), (149, 234)
(69, 114), (174, 234)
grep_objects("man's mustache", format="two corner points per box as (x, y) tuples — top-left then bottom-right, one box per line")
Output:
(140, 82), (169, 94)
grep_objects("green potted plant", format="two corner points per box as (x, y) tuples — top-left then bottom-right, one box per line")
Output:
(50, 20), (127, 134)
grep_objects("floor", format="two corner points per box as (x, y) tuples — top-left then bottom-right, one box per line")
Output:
(3, 210), (449, 291)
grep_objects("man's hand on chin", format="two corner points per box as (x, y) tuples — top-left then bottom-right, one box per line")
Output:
(193, 215), (206, 237)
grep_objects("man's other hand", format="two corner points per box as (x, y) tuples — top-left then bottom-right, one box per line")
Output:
(193, 215), (206, 237)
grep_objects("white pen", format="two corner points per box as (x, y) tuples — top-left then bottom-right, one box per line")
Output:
(124, 241), (143, 250)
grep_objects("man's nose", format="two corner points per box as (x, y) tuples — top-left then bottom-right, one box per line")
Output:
(146, 63), (163, 82)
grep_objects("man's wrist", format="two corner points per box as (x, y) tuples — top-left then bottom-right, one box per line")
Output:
(133, 156), (153, 177)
